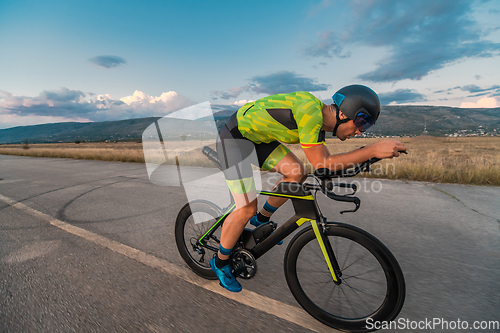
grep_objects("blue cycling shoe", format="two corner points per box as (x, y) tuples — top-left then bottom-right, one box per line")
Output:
(210, 257), (242, 293)
(249, 214), (283, 245)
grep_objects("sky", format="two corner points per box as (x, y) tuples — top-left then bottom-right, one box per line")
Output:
(1, 0), (500, 129)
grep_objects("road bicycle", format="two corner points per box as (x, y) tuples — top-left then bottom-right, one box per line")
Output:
(175, 146), (405, 332)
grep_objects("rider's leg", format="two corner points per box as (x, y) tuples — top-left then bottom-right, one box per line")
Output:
(218, 191), (257, 261)
(215, 126), (257, 253)
(253, 152), (307, 224)
(213, 115), (260, 291)
(210, 186), (257, 293)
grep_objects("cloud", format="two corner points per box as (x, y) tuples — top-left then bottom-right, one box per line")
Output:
(120, 90), (187, 106)
(304, 31), (350, 58)
(0, 88), (94, 117)
(89, 55), (127, 69)
(468, 91), (493, 98)
(459, 84), (500, 93)
(211, 86), (249, 100)
(233, 100), (252, 107)
(249, 71), (330, 95)
(459, 85), (483, 93)
(0, 88), (194, 128)
(39, 87), (86, 102)
(378, 89), (427, 105)
(312, 62), (328, 69)
(434, 84), (500, 96)
(211, 71), (330, 100)
(460, 97), (498, 108)
(305, 0), (500, 82)
(112, 90), (193, 118)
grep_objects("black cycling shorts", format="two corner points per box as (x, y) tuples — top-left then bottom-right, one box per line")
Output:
(216, 113), (290, 193)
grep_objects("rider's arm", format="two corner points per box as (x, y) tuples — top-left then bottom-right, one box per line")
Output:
(303, 140), (407, 171)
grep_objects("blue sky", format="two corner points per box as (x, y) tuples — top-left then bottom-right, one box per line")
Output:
(1, 0), (499, 129)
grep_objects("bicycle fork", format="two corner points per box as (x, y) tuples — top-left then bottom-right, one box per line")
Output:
(310, 218), (342, 285)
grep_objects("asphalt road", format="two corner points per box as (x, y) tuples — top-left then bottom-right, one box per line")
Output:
(1, 155), (499, 333)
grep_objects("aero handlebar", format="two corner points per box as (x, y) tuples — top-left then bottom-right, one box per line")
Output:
(202, 145), (406, 214)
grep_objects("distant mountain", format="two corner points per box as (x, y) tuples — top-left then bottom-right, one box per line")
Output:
(0, 113), (228, 144)
(1, 106), (499, 144)
(0, 117), (160, 144)
(369, 105), (500, 136)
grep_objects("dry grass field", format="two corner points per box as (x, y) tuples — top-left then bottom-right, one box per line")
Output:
(0, 141), (146, 163)
(1, 136), (499, 186)
(308, 136), (500, 186)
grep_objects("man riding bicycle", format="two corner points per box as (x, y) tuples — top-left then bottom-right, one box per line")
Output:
(212, 84), (407, 292)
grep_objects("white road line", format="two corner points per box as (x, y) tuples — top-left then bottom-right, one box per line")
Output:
(0, 193), (335, 333)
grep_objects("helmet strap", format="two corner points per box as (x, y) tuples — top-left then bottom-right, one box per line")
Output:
(332, 104), (349, 137)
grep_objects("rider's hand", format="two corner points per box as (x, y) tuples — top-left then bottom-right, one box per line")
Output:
(366, 140), (407, 159)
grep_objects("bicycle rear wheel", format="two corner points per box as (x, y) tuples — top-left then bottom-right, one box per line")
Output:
(284, 223), (405, 332)
(175, 200), (224, 280)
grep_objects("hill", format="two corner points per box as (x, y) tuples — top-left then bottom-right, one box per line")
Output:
(370, 105), (500, 136)
(1, 105), (499, 144)
(0, 117), (218, 144)
(0, 118), (160, 144)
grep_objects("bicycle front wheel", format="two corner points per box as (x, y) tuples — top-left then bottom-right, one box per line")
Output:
(284, 223), (405, 332)
(175, 200), (224, 280)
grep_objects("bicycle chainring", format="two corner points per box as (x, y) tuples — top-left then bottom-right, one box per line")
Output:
(231, 249), (257, 279)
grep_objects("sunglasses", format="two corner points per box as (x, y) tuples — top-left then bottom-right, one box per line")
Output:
(353, 110), (374, 132)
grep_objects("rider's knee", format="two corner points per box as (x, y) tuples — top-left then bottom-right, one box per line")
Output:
(284, 166), (307, 183)
(235, 200), (257, 219)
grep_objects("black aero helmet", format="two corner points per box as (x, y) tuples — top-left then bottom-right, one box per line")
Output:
(331, 84), (381, 135)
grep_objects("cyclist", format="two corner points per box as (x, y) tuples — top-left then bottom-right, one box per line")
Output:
(212, 84), (407, 292)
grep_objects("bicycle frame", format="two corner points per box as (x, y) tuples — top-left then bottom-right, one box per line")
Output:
(196, 181), (343, 284)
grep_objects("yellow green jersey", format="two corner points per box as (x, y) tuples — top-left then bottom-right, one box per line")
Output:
(236, 91), (326, 149)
